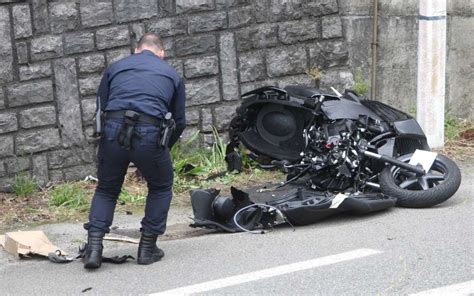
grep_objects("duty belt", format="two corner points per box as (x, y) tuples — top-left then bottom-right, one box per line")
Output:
(106, 110), (164, 150)
(105, 110), (163, 126)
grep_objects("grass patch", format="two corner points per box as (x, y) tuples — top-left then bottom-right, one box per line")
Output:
(11, 173), (37, 197)
(353, 67), (369, 97)
(119, 189), (146, 205)
(49, 183), (88, 209)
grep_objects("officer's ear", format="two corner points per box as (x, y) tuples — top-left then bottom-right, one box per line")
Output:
(157, 48), (165, 59)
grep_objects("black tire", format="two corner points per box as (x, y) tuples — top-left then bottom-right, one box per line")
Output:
(379, 153), (461, 208)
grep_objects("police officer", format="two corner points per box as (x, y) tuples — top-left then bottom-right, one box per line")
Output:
(82, 33), (186, 269)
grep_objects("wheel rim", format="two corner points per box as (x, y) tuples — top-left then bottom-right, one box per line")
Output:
(390, 155), (448, 191)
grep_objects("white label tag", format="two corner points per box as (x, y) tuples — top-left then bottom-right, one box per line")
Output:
(330, 193), (348, 209)
(408, 149), (438, 172)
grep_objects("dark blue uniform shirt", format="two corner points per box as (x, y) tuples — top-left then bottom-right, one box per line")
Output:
(97, 50), (186, 146)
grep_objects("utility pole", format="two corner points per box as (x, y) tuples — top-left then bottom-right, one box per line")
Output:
(417, 0), (447, 148)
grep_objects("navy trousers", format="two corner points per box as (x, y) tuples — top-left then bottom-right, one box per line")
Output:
(84, 118), (173, 235)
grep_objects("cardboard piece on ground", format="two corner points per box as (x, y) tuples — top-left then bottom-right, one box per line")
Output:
(0, 231), (66, 258)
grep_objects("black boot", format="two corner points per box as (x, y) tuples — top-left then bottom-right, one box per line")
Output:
(137, 231), (164, 265)
(83, 231), (105, 269)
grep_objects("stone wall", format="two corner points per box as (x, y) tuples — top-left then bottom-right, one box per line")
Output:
(340, 0), (474, 118)
(0, 0), (353, 190)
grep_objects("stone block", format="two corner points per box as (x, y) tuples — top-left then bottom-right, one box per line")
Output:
(322, 15), (343, 39)
(188, 12), (227, 34)
(49, 170), (63, 182)
(78, 53), (105, 74)
(32, 0), (50, 33)
(0, 112), (18, 134)
(267, 46), (307, 77)
(202, 133), (215, 146)
(0, 135), (14, 157)
(235, 24), (278, 51)
(184, 56), (219, 78)
(64, 164), (97, 181)
(0, 88), (4, 109)
(32, 154), (48, 186)
(219, 32), (240, 101)
(48, 147), (95, 169)
(201, 108), (213, 132)
(240, 79), (277, 94)
(186, 78), (220, 107)
(162, 38), (174, 58)
(278, 20), (321, 45)
(106, 48), (131, 65)
(175, 35), (216, 57)
(179, 126), (199, 145)
(16, 128), (61, 154)
(49, 2), (78, 33)
(340, 16), (372, 72)
(215, 104), (239, 130)
(79, 74), (102, 96)
(19, 61), (52, 81)
(176, 0), (214, 14)
(376, 66), (415, 112)
(252, 0), (269, 23)
(19, 106), (56, 129)
(377, 16), (417, 69)
(268, 0), (303, 22)
(114, 0), (157, 23)
(186, 109), (200, 125)
(80, 0), (113, 27)
(446, 16), (474, 119)
(320, 69), (354, 93)
(12, 4), (32, 38)
(239, 51), (266, 82)
(7, 79), (54, 107)
(228, 6), (255, 28)
(303, 0), (338, 16)
(309, 40), (349, 69)
(158, 0), (175, 17)
(54, 58), (85, 147)
(0, 161), (5, 178)
(216, 0), (249, 9)
(147, 18), (187, 37)
(130, 23), (146, 48)
(64, 32), (95, 54)
(5, 156), (30, 174)
(379, 0), (418, 16)
(166, 59), (183, 77)
(96, 26), (130, 50)
(277, 74), (315, 88)
(81, 98), (96, 123)
(338, 0), (372, 16)
(30, 35), (63, 61)
(0, 8), (13, 84)
(16, 41), (28, 64)
(448, 1), (474, 16)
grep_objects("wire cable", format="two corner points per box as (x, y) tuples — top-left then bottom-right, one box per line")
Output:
(232, 203), (295, 234)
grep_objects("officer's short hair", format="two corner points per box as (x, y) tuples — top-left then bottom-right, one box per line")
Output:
(137, 33), (164, 51)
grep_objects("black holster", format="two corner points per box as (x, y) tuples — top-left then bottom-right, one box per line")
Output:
(118, 110), (140, 150)
(160, 112), (175, 148)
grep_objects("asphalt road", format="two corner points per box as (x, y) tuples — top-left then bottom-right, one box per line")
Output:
(0, 165), (472, 295)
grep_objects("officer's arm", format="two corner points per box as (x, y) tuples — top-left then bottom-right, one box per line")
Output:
(96, 70), (109, 110)
(168, 79), (186, 148)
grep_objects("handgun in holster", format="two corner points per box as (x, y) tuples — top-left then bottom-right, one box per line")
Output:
(93, 95), (104, 138)
(160, 112), (175, 148)
(118, 110), (140, 150)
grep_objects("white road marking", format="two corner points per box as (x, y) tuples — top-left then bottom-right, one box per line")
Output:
(409, 280), (474, 296)
(150, 248), (382, 296)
